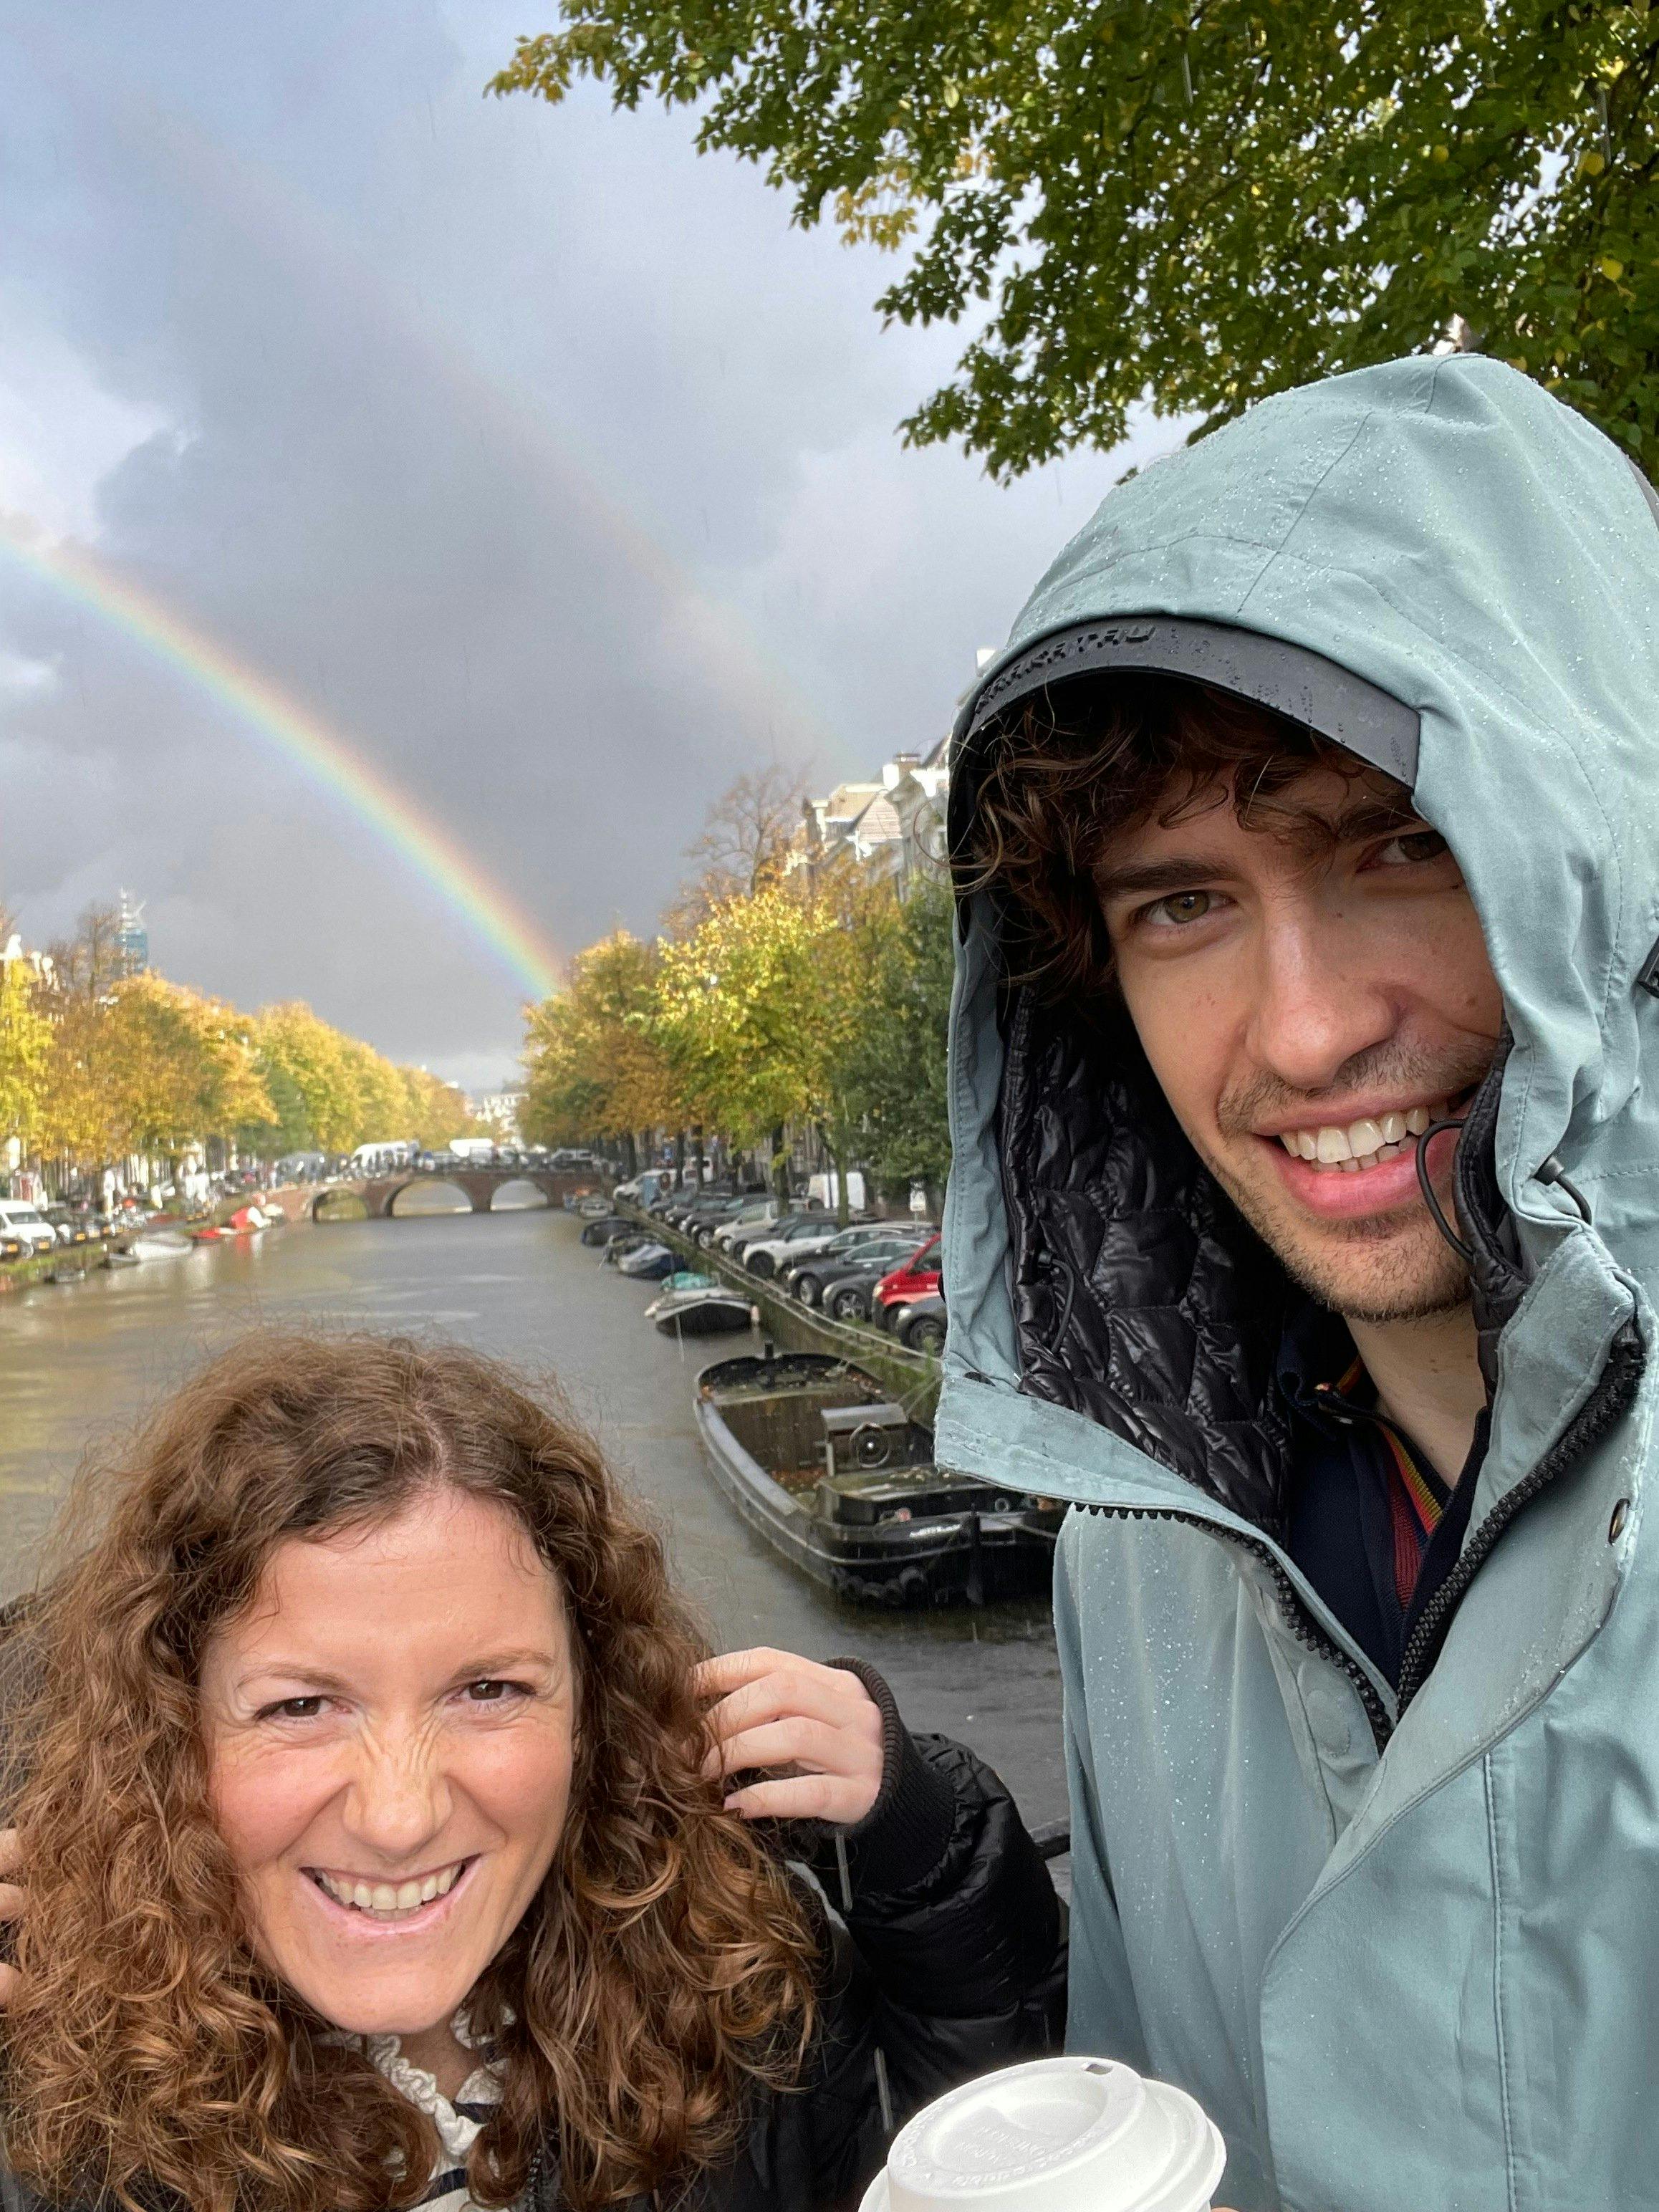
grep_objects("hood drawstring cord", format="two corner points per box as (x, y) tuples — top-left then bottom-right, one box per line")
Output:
(1415, 1119), (1473, 1259)
(1535, 1152), (1594, 1225)
(1416, 1122), (1593, 1261)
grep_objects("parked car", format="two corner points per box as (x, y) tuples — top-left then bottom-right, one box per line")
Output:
(0, 1200), (59, 1254)
(820, 1258), (908, 1322)
(723, 1207), (823, 1261)
(873, 1234), (943, 1330)
(741, 1215), (867, 1279)
(782, 1226), (934, 1307)
(890, 1291), (948, 1355)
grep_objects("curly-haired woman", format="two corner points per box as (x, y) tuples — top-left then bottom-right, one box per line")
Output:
(0, 1333), (1063, 2212)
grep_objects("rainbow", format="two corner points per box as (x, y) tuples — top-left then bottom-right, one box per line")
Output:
(0, 519), (562, 1002)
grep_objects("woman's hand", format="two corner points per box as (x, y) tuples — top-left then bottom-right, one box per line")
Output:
(0, 1829), (24, 2005)
(695, 1648), (884, 1826)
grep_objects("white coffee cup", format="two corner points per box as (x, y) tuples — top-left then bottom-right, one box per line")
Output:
(858, 2056), (1227, 2212)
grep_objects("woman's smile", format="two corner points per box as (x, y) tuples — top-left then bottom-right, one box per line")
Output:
(304, 1853), (477, 1929)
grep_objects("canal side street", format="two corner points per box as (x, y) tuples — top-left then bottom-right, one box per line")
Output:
(0, 1201), (1066, 1827)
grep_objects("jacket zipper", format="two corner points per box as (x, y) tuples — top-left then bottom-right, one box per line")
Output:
(1084, 1317), (1643, 1751)
(1079, 1501), (1395, 1752)
(1395, 1319), (1645, 1714)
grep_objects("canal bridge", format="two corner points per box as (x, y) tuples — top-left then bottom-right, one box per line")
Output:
(313, 1167), (599, 1221)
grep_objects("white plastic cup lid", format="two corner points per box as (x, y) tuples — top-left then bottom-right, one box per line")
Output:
(858, 2057), (1226, 2212)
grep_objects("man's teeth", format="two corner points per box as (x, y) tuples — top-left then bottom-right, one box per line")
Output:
(1278, 1102), (1441, 1173)
(314, 1862), (465, 1916)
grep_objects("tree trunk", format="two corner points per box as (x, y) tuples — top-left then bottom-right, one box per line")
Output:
(620, 1130), (638, 1178)
(692, 1123), (706, 1189)
(770, 1122), (790, 1203)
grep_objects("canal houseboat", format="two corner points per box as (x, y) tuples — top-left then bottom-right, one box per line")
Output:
(693, 1349), (1062, 1605)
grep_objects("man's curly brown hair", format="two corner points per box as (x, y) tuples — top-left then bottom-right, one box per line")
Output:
(0, 1332), (819, 2212)
(966, 673), (1411, 1001)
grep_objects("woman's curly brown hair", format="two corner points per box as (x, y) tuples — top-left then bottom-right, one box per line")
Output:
(966, 673), (1410, 1002)
(0, 1332), (819, 2212)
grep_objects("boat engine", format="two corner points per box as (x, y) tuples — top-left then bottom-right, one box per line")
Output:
(819, 1402), (930, 1477)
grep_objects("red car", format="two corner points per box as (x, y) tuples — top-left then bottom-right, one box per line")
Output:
(874, 1232), (941, 1331)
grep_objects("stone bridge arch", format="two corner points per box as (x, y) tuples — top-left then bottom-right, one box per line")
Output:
(312, 1167), (593, 1221)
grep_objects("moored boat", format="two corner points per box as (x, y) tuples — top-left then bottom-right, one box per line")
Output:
(128, 1231), (194, 1261)
(647, 1284), (757, 1337)
(693, 1350), (1062, 1606)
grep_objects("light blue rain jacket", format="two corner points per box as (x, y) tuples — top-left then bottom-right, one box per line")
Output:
(934, 357), (1659, 2211)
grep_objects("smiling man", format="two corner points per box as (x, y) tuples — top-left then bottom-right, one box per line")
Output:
(938, 356), (1659, 2209)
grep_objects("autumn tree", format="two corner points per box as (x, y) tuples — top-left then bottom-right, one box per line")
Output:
(0, 954), (52, 1154)
(522, 932), (675, 1172)
(254, 1004), (373, 1156)
(400, 1067), (476, 1151)
(496, 0), (1659, 472)
(842, 875), (954, 1200)
(44, 902), (126, 1002)
(652, 880), (898, 1219)
(664, 763), (812, 936)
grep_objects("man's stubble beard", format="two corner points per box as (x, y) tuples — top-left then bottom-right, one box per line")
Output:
(1199, 1143), (1473, 1324)
(1201, 1039), (1492, 1324)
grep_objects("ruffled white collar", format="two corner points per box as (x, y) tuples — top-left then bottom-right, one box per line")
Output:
(363, 2010), (502, 2165)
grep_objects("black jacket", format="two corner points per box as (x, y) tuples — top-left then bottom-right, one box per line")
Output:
(680, 1658), (1067, 2212)
(0, 1660), (1065, 2212)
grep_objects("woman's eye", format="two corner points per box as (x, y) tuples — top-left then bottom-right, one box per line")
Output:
(461, 1679), (524, 1704)
(1143, 890), (1217, 928)
(1374, 828), (1449, 866)
(259, 1696), (327, 1722)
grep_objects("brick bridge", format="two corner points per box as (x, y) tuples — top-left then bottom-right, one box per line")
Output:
(312, 1168), (601, 1221)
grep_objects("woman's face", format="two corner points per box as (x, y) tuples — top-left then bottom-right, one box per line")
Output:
(200, 1486), (576, 2042)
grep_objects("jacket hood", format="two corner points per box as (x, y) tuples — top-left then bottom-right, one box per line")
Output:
(938, 355), (1659, 1539)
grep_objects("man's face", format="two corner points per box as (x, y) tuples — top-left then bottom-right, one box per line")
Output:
(1095, 765), (1504, 1322)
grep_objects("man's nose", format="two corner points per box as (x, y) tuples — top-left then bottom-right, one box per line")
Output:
(1245, 907), (1397, 1095)
(340, 1725), (453, 1860)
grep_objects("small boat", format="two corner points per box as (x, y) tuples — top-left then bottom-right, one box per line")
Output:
(229, 1205), (269, 1231)
(128, 1231), (194, 1261)
(102, 1247), (141, 1269)
(646, 1284), (757, 1338)
(576, 1194), (613, 1218)
(47, 1263), (87, 1284)
(579, 1214), (635, 1249)
(617, 1241), (676, 1279)
(694, 1350), (1063, 1606)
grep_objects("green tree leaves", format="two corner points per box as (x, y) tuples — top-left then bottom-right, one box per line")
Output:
(495, 0), (1659, 470)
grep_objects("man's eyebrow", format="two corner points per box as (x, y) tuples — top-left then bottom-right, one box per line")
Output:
(1090, 852), (1241, 903)
(1092, 798), (1427, 903)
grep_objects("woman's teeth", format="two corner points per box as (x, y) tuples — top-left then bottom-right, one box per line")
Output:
(312, 1861), (465, 1917)
(1277, 1102), (1442, 1173)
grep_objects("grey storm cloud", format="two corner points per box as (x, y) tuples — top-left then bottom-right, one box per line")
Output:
(0, 0), (1173, 1089)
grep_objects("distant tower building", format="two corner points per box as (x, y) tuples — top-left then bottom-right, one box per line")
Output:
(115, 891), (148, 978)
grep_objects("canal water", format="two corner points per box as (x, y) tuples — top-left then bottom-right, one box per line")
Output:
(0, 1204), (1066, 1824)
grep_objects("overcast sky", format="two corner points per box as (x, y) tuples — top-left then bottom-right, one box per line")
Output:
(0, 1), (1177, 1090)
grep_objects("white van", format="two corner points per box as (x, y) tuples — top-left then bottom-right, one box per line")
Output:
(0, 1200), (59, 1254)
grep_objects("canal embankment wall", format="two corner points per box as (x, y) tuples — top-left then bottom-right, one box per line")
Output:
(0, 1182), (316, 1294)
(619, 1204), (942, 1423)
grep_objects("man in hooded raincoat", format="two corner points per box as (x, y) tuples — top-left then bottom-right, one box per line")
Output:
(936, 355), (1659, 2211)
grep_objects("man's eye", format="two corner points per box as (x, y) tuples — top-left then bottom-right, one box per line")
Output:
(1374, 829), (1448, 865)
(1142, 890), (1216, 928)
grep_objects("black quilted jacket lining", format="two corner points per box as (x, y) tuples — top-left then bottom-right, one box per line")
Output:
(998, 988), (1525, 1542)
